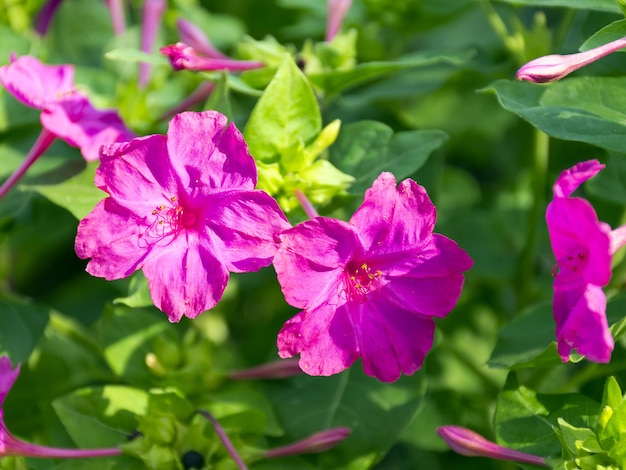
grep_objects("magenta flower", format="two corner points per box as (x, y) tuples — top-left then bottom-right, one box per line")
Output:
(161, 42), (264, 72)
(547, 160), (626, 362)
(274, 172), (473, 382)
(437, 426), (547, 466)
(75, 110), (290, 322)
(0, 55), (133, 199)
(517, 36), (626, 83)
(0, 356), (120, 459)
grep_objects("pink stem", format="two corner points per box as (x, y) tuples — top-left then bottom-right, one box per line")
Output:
(0, 128), (56, 201)
(198, 410), (248, 470)
(294, 189), (319, 219)
(105, 0), (126, 35)
(15, 441), (121, 459)
(139, 0), (166, 87)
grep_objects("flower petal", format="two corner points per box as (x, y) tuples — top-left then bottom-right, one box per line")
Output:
(0, 357), (20, 410)
(274, 217), (357, 309)
(278, 304), (359, 377)
(166, 111), (257, 191)
(204, 190), (290, 272)
(350, 173), (436, 254)
(0, 55), (74, 109)
(552, 159), (604, 199)
(554, 284), (613, 363)
(142, 231), (228, 322)
(356, 300), (435, 382)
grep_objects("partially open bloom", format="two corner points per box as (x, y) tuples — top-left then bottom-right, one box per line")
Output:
(0, 55), (133, 199)
(0, 356), (120, 459)
(437, 426), (548, 466)
(274, 172), (473, 382)
(75, 110), (290, 322)
(547, 160), (626, 362)
(161, 42), (264, 72)
(517, 36), (626, 83)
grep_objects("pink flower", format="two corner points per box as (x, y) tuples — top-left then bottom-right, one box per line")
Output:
(547, 160), (626, 362)
(517, 36), (626, 83)
(437, 426), (547, 466)
(0, 55), (133, 199)
(274, 172), (473, 382)
(75, 110), (290, 322)
(0, 356), (120, 459)
(161, 42), (264, 72)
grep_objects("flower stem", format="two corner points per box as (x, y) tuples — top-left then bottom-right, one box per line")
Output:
(478, 0), (525, 64)
(0, 128), (56, 201)
(515, 128), (549, 308)
(294, 189), (318, 219)
(197, 410), (248, 470)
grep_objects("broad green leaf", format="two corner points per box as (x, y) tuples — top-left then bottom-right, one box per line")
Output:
(580, 19), (626, 51)
(53, 385), (149, 448)
(488, 302), (562, 369)
(264, 367), (425, 469)
(496, 373), (600, 458)
(329, 120), (448, 195)
(492, 0), (620, 12)
(557, 418), (603, 455)
(244, 54), (322, 163)
(308, 50), (474, 97)
(486, 78), (626, 155)
(0, 295), (49, 363)
(29, 162), (105, 220)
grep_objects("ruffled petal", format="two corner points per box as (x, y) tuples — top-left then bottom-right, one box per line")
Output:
(41, 95), (134, 161)
(0, 55), (74, 109)
(141, 231), (228, 322)
(166, 111), (256, 191)
(76, 199), (153, 280)
(278, 303), (359, 377)
(552, 159), (604, 198)
(356, 300), (435, 382)
(274, 217), (357, 309)
(350, 173), (436, 254)
(96, 133), (178, 215)
(204, 189), (290, 272)
(555, 284), (612, 363)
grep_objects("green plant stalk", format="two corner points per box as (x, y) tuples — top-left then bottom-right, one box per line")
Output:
(479, 0), (525, 64)
(515, 128), (549, 309)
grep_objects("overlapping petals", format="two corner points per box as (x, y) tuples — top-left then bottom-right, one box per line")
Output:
(76, 110), (290, 321)
(274, 172), (473, 382)
(547, 160), (626, 362)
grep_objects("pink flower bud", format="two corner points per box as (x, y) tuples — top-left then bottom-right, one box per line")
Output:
(161, 42), (264, 72)
(517, 36), (626, 83)
(265, 427), (351, 458)
(437, 426), (547, 466)
(176, 18), (229, 59)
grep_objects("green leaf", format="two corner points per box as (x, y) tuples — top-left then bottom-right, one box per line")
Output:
(496, 372), (600, 458)
(557, 418), (603, 455)
(264, 367), (425, 469)
(492, 0), (620, 12)
(29, 162), (105, 220)
(580, 19), (626, 51)
(113, 272), (153, 309)
(0, 296), (49, 363)
(308, 50), (474, 97)
(485, 78), (626, 154)
(488, 302), (562, 369)
(244, 54), (322, 163)
(329, 120), (448, 195)
(53, 385), (149, 448)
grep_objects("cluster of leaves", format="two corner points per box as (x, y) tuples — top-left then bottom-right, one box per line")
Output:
(5, 0), (626, 469)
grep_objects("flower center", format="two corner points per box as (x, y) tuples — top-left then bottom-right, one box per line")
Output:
(553, 246), (589, 279)
(346, 260), (383, 302)
(138, 196), (197, 247)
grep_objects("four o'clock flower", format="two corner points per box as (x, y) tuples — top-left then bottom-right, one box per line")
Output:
(75, 110), (290, 322)
(517, 36), (626, 83)
(547, 160), (626, 363)
(274, 172), (473, 382)
(161, 42), (265, 72)
(0, 356), (121, 459)
(0, 55), (133, 200)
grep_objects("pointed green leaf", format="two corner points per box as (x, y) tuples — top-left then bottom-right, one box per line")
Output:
(492, 0), (620, 12)
(244, 54), (322, 163)
(486, 78), (626, 154)
(580, 19), (626, 51)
